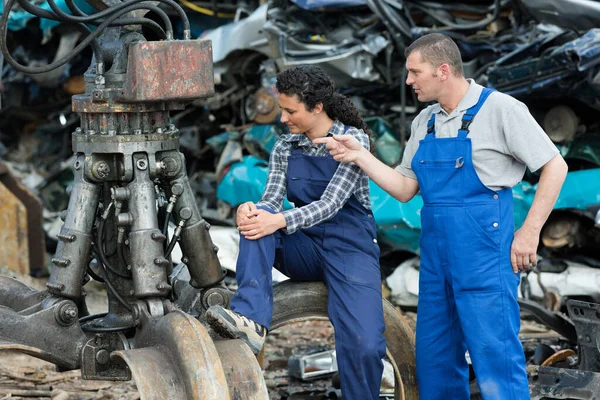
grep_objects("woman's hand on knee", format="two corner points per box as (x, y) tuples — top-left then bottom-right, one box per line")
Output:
(238, 210), (286, 240)
(236, 202), (257, 226)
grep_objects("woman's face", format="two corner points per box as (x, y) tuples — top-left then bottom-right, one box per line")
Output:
(278, 93), (320, 134)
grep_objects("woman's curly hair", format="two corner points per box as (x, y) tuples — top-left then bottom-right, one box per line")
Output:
(275, 65), (372, 138)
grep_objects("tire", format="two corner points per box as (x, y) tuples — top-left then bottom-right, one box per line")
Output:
(271, 280), (418, 400)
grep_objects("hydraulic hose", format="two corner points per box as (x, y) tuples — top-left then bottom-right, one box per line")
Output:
(1, 0), (178, 74)
(38, 0), (189, 36)
(47, 0), (173, 39)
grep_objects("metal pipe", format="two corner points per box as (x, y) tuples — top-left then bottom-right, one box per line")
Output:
(46, 156), (99, 298)
(127, 156), (169, 299)
(171, 171), (223, 288)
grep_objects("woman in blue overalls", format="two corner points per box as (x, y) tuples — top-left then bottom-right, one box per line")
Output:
(207, 65), (387, 400)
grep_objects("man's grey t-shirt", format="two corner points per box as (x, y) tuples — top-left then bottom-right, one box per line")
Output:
(396, 80), (559, 191)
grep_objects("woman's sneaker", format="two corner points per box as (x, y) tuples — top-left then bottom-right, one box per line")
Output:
(206, 306), (267, 354)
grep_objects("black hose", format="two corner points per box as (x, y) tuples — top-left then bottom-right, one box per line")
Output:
(91, 242), (133, 311)
(87, 265), (105, 283)
(79, 312), (135, 332)
(40, 0), (188, 34)
(162, 211), (171, 238)
(101, 271), (133, 311)
(1, 0), (181, 74)
(165, 235), (178, 259)
(79, 312), (108, 323)
(63, 0), (167, 38)
(64, 0), (86, 16)
(81, 323), (135, 332)
(47, 0), (173, 38)
(8, 0), (104, 68)
(117, 240), (128, 267)
(96, 203), (132, 279)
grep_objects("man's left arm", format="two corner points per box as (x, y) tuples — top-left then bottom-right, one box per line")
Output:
(511, 154), (568, 272)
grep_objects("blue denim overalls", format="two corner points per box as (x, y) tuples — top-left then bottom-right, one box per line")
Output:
(413, 88), (529, 399)
(230, 128), (387, 400)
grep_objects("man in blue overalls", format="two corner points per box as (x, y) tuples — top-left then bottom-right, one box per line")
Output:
(315, 33), (568, 399)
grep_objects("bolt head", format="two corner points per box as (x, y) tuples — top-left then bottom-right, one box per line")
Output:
(96, 349), (110, 365)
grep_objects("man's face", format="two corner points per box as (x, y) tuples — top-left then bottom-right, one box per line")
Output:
(405, 51), (442, 103)
(278, 93), (319, 134)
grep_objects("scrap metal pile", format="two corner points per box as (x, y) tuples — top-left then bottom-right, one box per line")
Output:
(0, 0), (600, 399)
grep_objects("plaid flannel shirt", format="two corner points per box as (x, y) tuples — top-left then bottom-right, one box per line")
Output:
(257, 119), (371, 234)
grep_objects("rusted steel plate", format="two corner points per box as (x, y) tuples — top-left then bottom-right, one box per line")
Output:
(112, 347), (187, 400)
(123, 40), (215, 102)
(0, 182), (29, 275)
(0, 162), (45, 274)
(0, 342), (54, 360)
(214, 339), (269, 400)
(114, 311), (230, 400)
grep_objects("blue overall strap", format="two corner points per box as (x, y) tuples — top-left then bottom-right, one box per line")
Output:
(458, 88), (495, 138)
(426, 113), (436, 136)
(291, 140), (304, 155)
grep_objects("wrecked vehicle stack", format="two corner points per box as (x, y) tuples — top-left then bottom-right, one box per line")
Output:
(1, 0), (600, 398)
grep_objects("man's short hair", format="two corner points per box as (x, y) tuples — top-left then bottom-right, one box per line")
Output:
(405, 33), (464, 77)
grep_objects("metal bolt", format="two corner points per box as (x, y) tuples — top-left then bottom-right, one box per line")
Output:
(155, 127), (163, 134)
(46, 282), (65, 292)
(154, 258), (168, 266)
(134, 129), (142, 135)
(182, 257), (189, 264)
(92, 161), (111, 180)
(56, 302), (78, 326)
(161, 157), (179, 175)
(206, 291), (225, 307)
(86, 130), (96, 136)
(96, 349), (110, 365)
(52, 258), (71, 267)
(136, 159), (147, 170)
(108, 130), (116, 136)
(151, 232), (164, 241)
(171, 183), (184, 196)
(204, 222), (211, 230)
(169, 124), (176, 131)
(213, 245), (219, 254)
(179, 207), (192, 221)
(75, 127), (82, 133)
(58, 233), (76, 242)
